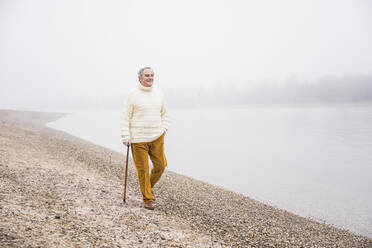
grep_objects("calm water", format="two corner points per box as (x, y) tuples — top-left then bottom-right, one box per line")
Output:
(48, 104), (372, 238)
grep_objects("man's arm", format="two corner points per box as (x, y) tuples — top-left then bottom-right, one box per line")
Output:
(120, 94), (133, 146)
(160, 95), (170, 133)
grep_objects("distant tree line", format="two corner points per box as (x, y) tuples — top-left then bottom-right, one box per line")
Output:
(165, 74), (372, 107)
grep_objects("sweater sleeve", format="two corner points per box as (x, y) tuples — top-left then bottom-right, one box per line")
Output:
(120, 94), (133, 142)
(160, 95), (170, 132)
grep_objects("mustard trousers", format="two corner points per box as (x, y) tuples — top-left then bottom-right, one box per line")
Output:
(131, 133), (167, 203)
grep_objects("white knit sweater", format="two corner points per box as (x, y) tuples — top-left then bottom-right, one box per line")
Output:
(120, 83), (170, 143)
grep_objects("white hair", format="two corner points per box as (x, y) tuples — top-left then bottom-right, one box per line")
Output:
(138, 67), (154, 77)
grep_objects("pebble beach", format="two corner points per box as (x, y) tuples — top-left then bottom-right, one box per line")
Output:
(1, 109), (371, 248)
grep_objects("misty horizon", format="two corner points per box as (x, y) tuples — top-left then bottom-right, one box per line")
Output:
(2, 73), (371, 111)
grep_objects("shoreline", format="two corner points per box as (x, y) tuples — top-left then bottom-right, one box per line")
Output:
(1, 109), (371, 247)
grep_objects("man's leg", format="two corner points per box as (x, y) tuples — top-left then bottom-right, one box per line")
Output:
(131, 143), (155, 203)
(149, 133), (167, 188)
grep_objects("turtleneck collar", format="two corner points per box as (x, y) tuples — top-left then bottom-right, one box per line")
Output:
(138, 83), (153, 92)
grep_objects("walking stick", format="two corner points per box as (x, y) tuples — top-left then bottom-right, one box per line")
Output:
(123, 144), (130, 203)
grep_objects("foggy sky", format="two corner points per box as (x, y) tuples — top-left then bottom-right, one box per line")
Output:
(0, 0), (372, 111)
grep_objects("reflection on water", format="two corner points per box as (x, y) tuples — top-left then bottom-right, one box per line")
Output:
(48, 104), (372, 238)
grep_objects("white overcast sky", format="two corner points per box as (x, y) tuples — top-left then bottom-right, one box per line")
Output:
(0, 0), (371, 110)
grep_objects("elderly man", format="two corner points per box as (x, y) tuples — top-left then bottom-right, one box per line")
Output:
(120, 67), (169, 210)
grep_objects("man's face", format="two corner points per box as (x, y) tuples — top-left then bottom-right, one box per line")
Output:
(139, 69), (154, 87)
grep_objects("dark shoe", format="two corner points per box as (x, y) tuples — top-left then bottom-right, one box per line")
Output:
(144, 202), (154, 210)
